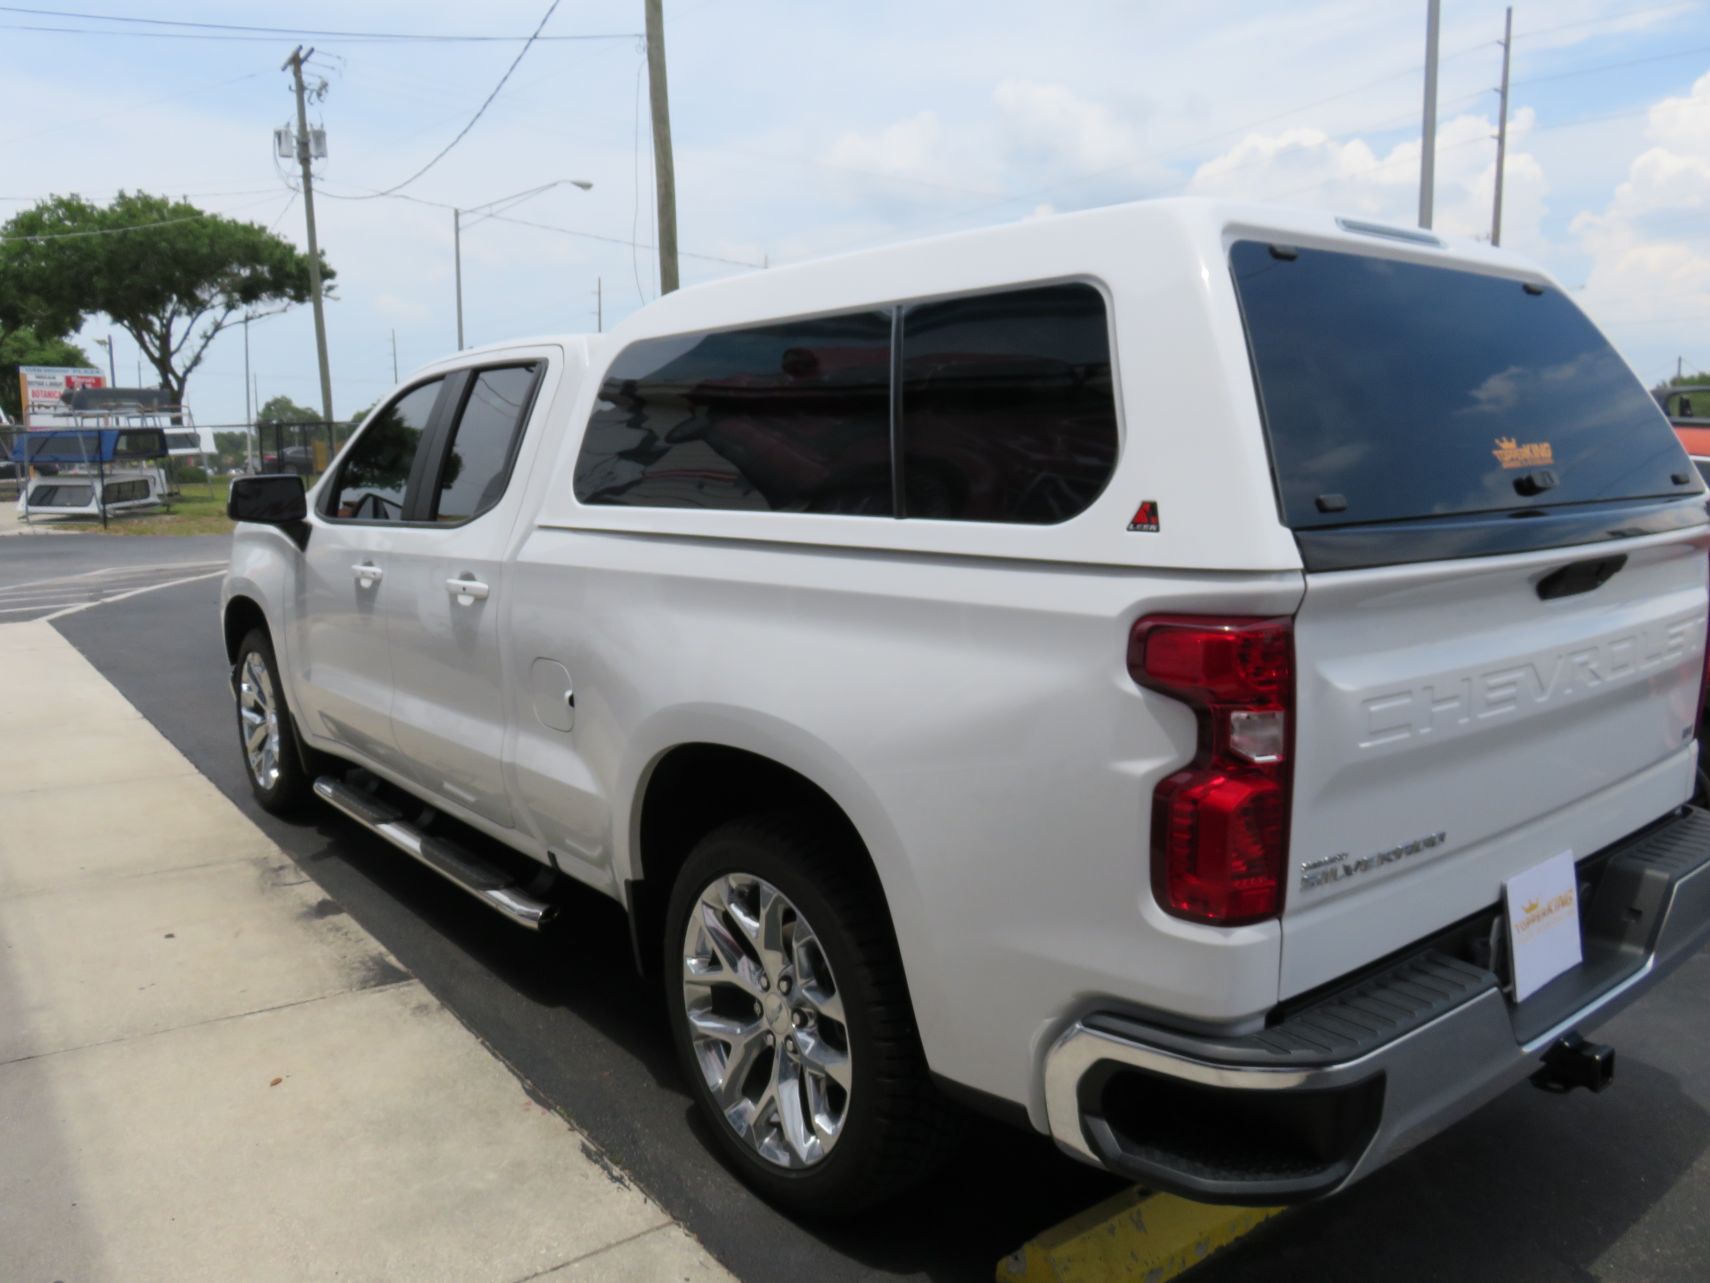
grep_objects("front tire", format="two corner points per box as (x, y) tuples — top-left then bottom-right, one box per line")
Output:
(663, 814), (955, 1215)
(233, 627), (313, 815)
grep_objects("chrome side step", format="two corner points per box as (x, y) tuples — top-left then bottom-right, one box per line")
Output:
(313, 776), (559, 930)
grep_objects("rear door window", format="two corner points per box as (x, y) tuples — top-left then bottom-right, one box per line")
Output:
(899, 283), (1117, 523)
(433, 364), (540, 523)
(1230, 240), (1692, 529)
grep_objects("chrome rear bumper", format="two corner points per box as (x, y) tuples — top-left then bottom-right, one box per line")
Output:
(1043, 806), (1710, 1203)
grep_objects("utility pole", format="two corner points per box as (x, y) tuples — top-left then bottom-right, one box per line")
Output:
(454, 209), (465, 349)
(594, 276), (603, 332)
(1491, 6), (1513, 246)
(452, 180), (589, 349)
(644, 0), (680, 294)
(391, 329), (399, 382)
(243, 315), (255, 472)
(1419, 0), (1441, 229)
(284, 46), (335, 425)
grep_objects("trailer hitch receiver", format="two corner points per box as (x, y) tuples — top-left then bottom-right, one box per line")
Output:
(1532, 1031), (1615, 1094)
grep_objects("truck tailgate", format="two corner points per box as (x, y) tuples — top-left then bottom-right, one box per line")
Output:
(1281, 532), (1707, 998)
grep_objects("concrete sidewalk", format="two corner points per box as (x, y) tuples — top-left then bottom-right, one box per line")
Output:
(0, 500), (31, 535)
(0, 619), (734, 1283)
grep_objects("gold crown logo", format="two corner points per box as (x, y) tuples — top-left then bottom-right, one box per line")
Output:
(1522, 898), (1540, 914)
(1495, 436), (1519, 450)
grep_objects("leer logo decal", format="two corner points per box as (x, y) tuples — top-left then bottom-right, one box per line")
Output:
(1128, 500), (1159, 532)
(1493, 436), (1554, 469)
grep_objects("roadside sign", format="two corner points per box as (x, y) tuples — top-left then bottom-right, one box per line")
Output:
(19, 365), (105, 427)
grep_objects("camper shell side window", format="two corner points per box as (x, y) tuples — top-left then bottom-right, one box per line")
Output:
(573, 282), (1118, 526)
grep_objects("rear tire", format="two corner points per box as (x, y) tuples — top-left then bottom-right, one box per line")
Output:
(233, 627), (313, 815)
(663, 813), (957, 1215)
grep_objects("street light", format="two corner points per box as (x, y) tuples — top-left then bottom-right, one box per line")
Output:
(455, 178), (594, 350)
(92, 335), (117, 385)
(241, 305), (292, 472)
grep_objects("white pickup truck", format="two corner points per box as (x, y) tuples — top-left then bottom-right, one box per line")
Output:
(223, 199), (1710, 1215)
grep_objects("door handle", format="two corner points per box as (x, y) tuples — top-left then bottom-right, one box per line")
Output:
(352, 562), (383, 587)
(446, 576), (490, 604)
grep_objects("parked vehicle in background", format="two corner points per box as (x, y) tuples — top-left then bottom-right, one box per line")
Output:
(1657, 385), (1710, 482)
(260, 445), (316, 477)
(223, 199), (1710, 1216)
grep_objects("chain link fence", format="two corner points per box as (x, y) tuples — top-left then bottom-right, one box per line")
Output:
(249, 420), (356, 486)
(2, 420), (357, 510)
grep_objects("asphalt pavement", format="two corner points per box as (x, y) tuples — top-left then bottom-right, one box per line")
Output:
(0, 532), (231, 581)
(35, 555), (1710, 1283)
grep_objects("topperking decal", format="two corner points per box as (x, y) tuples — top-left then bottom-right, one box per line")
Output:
(1493, 436), (1554, 469)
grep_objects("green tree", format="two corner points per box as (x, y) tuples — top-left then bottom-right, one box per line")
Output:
(256, 394), (320, 426)
(0, 328), (90, 420)
(212, 429), (250, 469)
(1, 192), (331, 411)
(0, 235), (82, 356)
(1656, 370), (1710, 420)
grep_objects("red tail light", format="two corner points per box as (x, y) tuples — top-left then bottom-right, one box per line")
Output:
(1129, 615), (1294, 926)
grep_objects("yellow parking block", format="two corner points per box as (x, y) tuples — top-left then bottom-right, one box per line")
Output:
(999, 1187), (1283, 1283)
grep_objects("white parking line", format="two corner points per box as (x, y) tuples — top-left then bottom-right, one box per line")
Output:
(0, 561), (227, 595)
(0, 590), (100, 605)
(41, 570), (226, 621)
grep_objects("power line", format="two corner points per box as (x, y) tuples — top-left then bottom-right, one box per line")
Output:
(483, 210), (762, 268)
(0, 6), (636, 43)
(1, 185), (282, 203)
(0, 69), (269, 148)
(296, 176), (764, 269)
(266, 191), (298, 235)
(332, 0), (565, 200)
(1515, 2), (1699, 42)
(3, 211), (201, 242)
(0, 194), (294, 241)
(1508, 40), (1710, 89)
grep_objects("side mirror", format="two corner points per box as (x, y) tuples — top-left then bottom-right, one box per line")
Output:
(228, 474), (310, 548)
(228, 473), (307, 523)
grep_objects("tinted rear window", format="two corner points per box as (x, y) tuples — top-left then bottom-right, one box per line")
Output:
(1231, 240), (1691, 528)
(899, 283), (1117, 523)
(574, 312), (894, 515)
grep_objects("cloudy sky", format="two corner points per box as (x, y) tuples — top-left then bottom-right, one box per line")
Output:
(3, 0), (1709, 431)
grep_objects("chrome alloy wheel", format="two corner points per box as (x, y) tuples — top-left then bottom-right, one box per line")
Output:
(237, 651), (282, 790)
(681, 873), (853, 1169)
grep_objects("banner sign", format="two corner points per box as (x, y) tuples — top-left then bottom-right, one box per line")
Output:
(19, 366), (105, 427)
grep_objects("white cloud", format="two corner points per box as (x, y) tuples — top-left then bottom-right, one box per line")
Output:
(1185, 108), (1547, 246)
(1573, 70), (1710, 346)
(826, 111), (950, 188)
(819, 80), (1148, 205)
(992, 80), (1139, 173)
